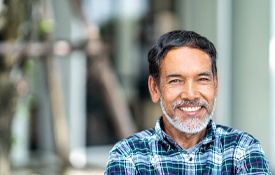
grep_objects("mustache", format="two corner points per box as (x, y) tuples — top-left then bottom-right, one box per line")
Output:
(172, 99), (210, 110)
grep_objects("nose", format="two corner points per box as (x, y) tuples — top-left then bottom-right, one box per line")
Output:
(181, 80), (199, 100)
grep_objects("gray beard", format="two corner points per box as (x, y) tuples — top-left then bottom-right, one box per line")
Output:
(160, 98), (216, 134)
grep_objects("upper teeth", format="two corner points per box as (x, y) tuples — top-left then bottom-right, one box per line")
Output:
(180, 106), (201, 112)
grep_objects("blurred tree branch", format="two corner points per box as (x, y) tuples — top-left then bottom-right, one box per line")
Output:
(0, 0), (31, 174)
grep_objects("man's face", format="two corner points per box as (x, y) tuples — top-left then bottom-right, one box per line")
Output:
(150, 47), (218, 134)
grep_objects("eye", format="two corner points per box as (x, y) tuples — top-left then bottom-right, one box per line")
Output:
(169, 79), (182, 84)
(198, 77), (211, 82)
(197, 72), (213, 82)
(199, 78), (209, 81)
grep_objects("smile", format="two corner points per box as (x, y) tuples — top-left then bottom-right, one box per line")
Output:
(179, 106), (202, 112)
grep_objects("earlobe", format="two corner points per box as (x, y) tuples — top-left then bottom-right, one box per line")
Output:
(148, 76), (161, 103)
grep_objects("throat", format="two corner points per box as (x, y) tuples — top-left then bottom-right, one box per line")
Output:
(165, 125), (207, 149)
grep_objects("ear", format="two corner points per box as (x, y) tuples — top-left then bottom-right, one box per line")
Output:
(148, 75), (161, 103)
(214, 74), (219, 97)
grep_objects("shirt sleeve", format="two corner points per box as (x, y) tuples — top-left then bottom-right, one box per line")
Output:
(236, 142), (272, 174)
(105, 151), (137, 175)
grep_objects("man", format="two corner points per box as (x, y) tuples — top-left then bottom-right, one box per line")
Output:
(105, 30), (271, 174)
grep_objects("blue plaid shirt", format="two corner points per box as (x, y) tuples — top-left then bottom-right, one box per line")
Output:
(105, 117), (271, 174)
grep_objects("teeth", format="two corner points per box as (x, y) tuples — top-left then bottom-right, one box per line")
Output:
(180, 106), (201, 112)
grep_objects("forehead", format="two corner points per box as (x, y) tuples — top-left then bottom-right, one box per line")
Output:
(160, 47), (212, 74)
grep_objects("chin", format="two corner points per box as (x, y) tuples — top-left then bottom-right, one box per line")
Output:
(162, 107), (212, 134)
(169, 115), (211, 134)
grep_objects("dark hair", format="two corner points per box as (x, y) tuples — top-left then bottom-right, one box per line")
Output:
(148, 30), (217, 84)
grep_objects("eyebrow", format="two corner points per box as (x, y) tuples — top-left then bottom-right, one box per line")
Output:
(166, 74), (182, 79)
(165, 72), (213, 79)
(198, 72), (213, 77)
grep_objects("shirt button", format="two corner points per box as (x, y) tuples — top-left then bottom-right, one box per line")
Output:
(189, 154), (194, 161)
(185, 155), (192, 162)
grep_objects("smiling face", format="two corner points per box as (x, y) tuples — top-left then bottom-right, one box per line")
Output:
(148, 47), (218, 134)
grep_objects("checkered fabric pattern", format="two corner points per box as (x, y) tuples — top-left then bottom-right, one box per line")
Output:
(105, 117), (271, 174)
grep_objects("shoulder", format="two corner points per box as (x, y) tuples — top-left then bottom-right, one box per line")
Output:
(105, 129), (156, 174)
(109, 128), (156, 157)
(215, 124), (261, 149)
(214, 125), (271, 173)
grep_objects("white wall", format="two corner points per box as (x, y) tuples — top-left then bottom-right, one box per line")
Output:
(231, 0), (271, 164)
(270, 0), (275, 172)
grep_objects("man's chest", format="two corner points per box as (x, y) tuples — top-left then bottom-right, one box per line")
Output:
(131, 148), (236, 175)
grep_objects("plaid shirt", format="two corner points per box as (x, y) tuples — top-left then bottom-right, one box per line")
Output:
(105, 117), (271, 174)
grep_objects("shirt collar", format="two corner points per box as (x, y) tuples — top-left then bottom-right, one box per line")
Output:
(154, 116), (167, 140)
(201, 119), (217, 144)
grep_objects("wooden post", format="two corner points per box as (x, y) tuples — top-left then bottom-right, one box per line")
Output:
(46, 56), (70, 171)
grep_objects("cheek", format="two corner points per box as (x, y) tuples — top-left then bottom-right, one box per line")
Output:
(198, 84), (216, 95)
(162, 86), (182, 100)
(199, 88), (216, 107)
(208, 88), (217, 98)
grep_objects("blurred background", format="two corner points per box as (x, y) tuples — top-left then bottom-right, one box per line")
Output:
(0, 0), (274, 174)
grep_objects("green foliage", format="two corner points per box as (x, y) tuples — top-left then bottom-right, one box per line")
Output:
(37, 19), (54, 39)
